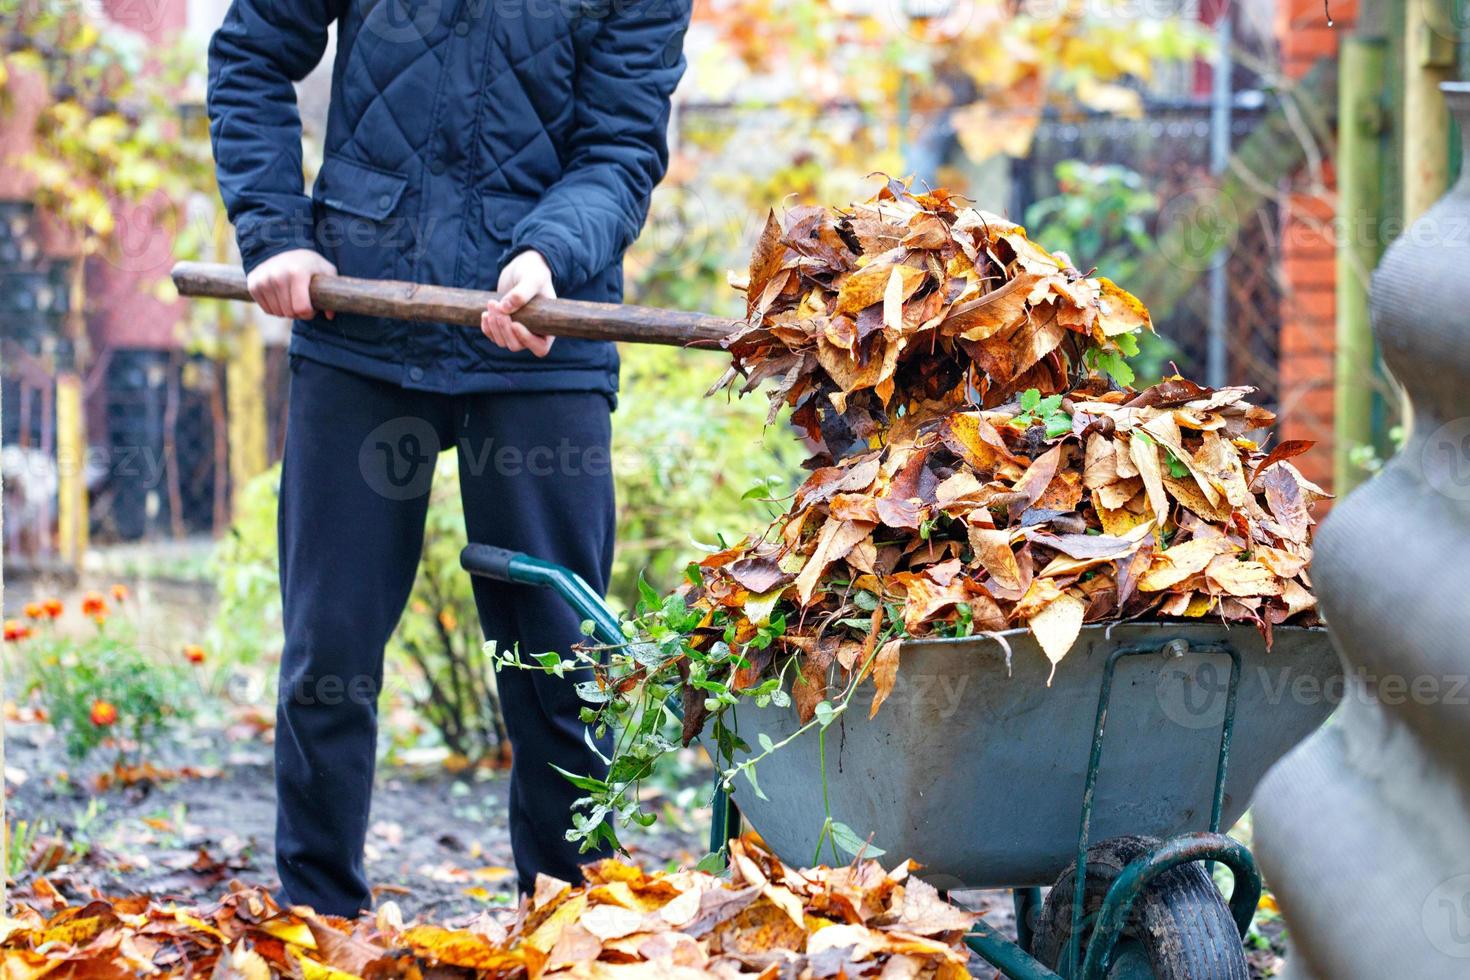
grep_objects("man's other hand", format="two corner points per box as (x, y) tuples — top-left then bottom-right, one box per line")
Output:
(482, 250), (556, 357)
(247, 249), (337, 320)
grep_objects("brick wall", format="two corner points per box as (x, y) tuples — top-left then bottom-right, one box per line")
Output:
(0, 1), (193, 350)
(1274, 0), (1355, 490)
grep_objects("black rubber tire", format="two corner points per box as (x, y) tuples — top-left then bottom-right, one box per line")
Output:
(1028, 835), (1249, 980)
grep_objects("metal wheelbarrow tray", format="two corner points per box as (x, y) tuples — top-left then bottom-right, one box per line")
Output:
(461, 544), (1343, 978)
(732, 622), (1340, 890)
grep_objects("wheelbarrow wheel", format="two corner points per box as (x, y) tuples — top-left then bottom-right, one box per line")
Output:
(1029, 835), (1248, 979)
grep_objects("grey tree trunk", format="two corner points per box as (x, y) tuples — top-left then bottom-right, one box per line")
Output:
(1253, 83), (1470, 978)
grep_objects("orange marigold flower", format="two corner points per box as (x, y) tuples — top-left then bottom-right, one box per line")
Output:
(23, 602), (44, 620)
(92, 613), (109, 628)
(42, 598), (63, 619)
(183, 644), (206, 665)
(111, 584), (130, 603)
(81, 592), (109, 617)
(3, 620), (31, 642)
(438, 608), (459, 633)
(90, 700), (118, 727)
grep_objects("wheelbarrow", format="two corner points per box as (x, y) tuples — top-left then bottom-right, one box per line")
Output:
(173, 263), (1344, 976)
(459, 543), (1343, 980)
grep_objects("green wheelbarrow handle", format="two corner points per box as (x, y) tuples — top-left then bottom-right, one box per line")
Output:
(459, 543), (745, 855)
(459, 544), (623, 646)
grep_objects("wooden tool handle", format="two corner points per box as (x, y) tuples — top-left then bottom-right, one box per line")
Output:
(170, 262), (738, 349)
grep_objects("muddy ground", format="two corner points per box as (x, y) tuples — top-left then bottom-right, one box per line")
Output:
(4, 716), (708, 923)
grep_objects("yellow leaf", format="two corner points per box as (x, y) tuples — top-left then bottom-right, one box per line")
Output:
(1137, 538), (1229, 592)
(1094, 277), (1152, 336)
(296, 951), (364, 980)
(216, 942), (273, 980)
(1028, 592), (1086, 684)
(525, 894), (588, 954)
(883, 265), (906, 333)
(261, 915), (318, 948)
(470, 865), (514, 881)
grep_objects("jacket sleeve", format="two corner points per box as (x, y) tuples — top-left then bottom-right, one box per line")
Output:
(509, 0), (692, 295)
(207, 0), (341, 274)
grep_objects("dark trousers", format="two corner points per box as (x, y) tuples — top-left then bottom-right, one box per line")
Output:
(275, 356), (616, 916)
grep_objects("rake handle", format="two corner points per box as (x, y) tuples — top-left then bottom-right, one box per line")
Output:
(170, 261), (737, 349)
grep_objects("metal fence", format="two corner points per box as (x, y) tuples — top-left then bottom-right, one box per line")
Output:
(89, 349), (229, 543)
(1013, 98), (1285, 408)
(1, 201), (71, 568)
(1, 200), (294, 569)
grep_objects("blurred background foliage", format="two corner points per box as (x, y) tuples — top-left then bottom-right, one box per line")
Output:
(6, 0), (1215, 766)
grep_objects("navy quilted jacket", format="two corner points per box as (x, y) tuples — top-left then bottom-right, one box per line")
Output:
(207, 0), (690, 396)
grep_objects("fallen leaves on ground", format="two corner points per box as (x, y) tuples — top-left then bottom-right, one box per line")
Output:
(92, 760), (221, 792)
(677, 179), (1325, 723)
(0, 835), (976, 978)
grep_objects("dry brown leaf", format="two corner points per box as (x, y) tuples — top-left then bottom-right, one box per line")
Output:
(868, 640), (903, 719)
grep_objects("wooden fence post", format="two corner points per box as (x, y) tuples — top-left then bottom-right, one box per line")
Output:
(1333, 35), (1387, 494)
(226, 323), (268, 517)
(55, 374), (87, 569)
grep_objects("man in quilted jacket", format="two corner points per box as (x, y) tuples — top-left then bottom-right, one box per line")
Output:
(207, 0), (691, 916)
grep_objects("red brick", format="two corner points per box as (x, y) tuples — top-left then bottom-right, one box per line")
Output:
(1283, 254), (1337, 289)
(1282, 26), (1343, 62)
(1287, 193), (1337, 221)
(1295, 388), (1337, 421)
(1282, 322), (1334, 356)
(1283, 227), (1337, 259)
(1283, 288), (1336, 322)
(1280, 353), (1334, 386)
(1284, 0), (1356, 29)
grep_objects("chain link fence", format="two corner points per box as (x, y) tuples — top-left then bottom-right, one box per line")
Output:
(1014, 100), (1285, 410)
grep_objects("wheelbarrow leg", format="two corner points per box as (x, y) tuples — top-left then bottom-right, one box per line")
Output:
(709, 781), (743, 857)
(1013, 887), (1043, 953)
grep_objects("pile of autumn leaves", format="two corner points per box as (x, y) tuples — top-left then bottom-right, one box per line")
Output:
(0, 836), (976, 979)
(691, 181), (1324, 714)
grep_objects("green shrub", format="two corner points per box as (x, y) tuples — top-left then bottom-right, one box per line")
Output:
(1025, 160), (1177, 385)
(210, 351), (796, 761)
(609, 344), (798, 608)
(12, 604), (197, 764)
